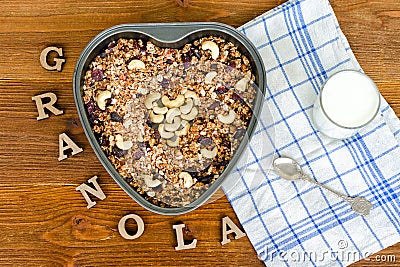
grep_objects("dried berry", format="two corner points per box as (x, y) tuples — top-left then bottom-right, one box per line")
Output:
(160, 78), (170, 89)
(137, 142), (147, 149)
(214, 160), (228, 167)
(198, 136), (213, 146)
(215, 86), (228, 94)
(100, 52), (107, 58)
(154, 129), (161, 139)
(207, 101), (220, 110)
(233, 128), (246, 139)
(166, 59), (173, 64)
(210, 63), (218, 71)
(85, 99), (98, 115)
(133, 151), (145, 160)
(91, 69), (104, 81)
(99, 135), (110, 147)
(108, 42), (116, 49)
(113, 146), (127, 158)
(110, 112), (123, 122)
(198, 175), (213, 184)
(221, 138), (231, 148)
(228, 61), (236, 68)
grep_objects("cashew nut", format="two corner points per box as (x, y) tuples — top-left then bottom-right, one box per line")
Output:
(200, 147), (217, 159)
(96, 90), (111, 110)
(153, 106), (168, 115)
(176, 120), (190, 136)
(158, 124), (174, 139)
(165, 117), (182, 132)
(205, 71), (217, 84)
(201, 40), (219, 60)
(166, 135), (180, 147)
(115, 134), (133, 150)
(165, 108), (181, 124)
(180, 98), (193, 115)
(161, 95), (185, 108)
(235, 77), (249, 92)
(181, 107), (198, 121)
(184, 90), (200, 105)
(128, 59), (145, 70)
(217, 110), (236, 124)
(143, 175), (162, 188)
(149, 110), (164, 124)
(179, 172), (195, 188)
(144, 93), (161, 109)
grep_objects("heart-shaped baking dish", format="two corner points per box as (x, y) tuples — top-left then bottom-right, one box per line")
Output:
(73, 22), (266, 215)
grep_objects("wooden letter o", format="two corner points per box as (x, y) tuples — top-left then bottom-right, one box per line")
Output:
(118, 214), (145, 240)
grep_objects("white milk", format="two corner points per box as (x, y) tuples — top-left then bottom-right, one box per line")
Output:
(312, 70), (380, 139)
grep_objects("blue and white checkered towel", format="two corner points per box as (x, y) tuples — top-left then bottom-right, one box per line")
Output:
(223, 0), (400, 266)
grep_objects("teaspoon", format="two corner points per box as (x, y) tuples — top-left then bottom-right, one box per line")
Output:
(273, 157), (372, 216)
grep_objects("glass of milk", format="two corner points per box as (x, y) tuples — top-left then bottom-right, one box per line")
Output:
(312, 70), (381, 139)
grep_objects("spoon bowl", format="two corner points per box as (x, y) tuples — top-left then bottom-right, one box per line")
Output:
(272, 157), (303, 181)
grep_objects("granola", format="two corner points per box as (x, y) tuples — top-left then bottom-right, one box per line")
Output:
(82, 36), (257, 207)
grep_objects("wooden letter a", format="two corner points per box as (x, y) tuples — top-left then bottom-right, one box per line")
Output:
(58, 133), (83, 161)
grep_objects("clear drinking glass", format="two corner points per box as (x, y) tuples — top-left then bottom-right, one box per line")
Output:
(312, 70), (381, 139)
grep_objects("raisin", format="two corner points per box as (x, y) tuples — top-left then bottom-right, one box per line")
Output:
(198, 136), (213, 146)
(154, 129), (161, 139)
(215, 86), (228, 94)
(232, 93), (245, 104)
(207, 101), (220, 110)
(160, 78), (170, 89)
(133, 151), (145, 160)
(91, 69), (104, 81)
(108, 42), (116, 49)
(137, 142), (147, 149)
(85, 99), (97, 115)
(110, 111), (123, 122)
(113, 146), (127, 158)
(166, 59), (173, 64)
(210, 63), (218, 71)
(99, 135), (110, 147)
(233, 128), (246, 139)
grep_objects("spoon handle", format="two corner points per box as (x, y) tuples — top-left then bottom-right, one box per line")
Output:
(300, 173), (372, 215)
(300, 173), (350, 200)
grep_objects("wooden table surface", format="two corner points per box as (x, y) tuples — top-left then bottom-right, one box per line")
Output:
(0, 0), (399, 266)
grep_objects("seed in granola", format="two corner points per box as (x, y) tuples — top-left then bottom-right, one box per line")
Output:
(110, 111), (123, 122)
(91, 69), (104, 81)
